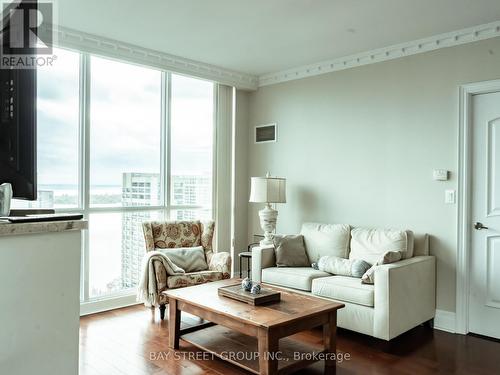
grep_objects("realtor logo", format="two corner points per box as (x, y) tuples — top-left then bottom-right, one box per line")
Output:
(1, 0), (56, 68)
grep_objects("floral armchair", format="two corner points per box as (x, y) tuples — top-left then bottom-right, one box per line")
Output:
(142, 220), (231, 319)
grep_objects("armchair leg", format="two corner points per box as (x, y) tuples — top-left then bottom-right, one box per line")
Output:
(159, 304), (166, 320)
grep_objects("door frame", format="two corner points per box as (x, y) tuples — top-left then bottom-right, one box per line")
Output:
(457, 79), (500, 334)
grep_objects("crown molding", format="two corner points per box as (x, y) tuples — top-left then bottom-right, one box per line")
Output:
(42, 25), (259, 91)
(259, 20), (500, 87)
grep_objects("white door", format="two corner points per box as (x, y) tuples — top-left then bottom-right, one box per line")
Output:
(470, 91), (500, 339)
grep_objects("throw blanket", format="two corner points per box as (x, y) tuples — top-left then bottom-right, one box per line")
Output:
(137, 251), (185, 307)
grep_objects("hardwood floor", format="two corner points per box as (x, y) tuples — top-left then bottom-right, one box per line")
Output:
(80, 305), (500, 375)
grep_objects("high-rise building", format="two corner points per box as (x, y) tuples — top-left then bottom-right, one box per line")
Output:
(171, 174), (210, 205)
(171, 174), (211, 221)
(121, 173), (161, 288)
(120, 172), (211, 288)
(122, 173), (161, 207)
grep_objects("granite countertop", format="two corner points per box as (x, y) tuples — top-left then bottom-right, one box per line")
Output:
(0, 219), (88, 237)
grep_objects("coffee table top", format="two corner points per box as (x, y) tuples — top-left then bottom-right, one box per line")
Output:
(164, 279), (344, 329)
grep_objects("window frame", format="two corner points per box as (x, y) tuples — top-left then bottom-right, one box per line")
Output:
(41, 48), (216, 306)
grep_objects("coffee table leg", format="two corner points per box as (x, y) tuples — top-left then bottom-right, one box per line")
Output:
(323, 311), (337, 374)
(257, 327), (278, 375)
(168, 298), (181, 349)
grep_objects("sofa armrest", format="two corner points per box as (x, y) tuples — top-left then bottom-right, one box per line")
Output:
(374, 256), (436, 340)
(208, 251), (231, 279)
(251, 245), (275, 282)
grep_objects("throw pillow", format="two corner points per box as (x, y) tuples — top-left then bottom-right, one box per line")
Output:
(274, 234), (310, 267)
(361, 250), (403, 284)
(318, 255), (371, 278)
(158, 246), (208, 273)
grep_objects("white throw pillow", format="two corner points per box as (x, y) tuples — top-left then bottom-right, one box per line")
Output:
(300, 223), (351, 262)
(158, 246), (208, 273)
(361, 250), (403, 284)
(349, 228), (413, 264)
(317, 255), (371, 278)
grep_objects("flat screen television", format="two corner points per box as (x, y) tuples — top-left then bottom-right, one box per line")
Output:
(0, 1), (37, 200)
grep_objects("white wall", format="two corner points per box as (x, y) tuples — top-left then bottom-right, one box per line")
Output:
(245, 37), (500, 313)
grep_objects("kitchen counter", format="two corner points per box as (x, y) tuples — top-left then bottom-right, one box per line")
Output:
(0, 219), (88, 237)
(0, 218), (86, 375)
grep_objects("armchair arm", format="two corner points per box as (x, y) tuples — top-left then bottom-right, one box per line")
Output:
(152, 259), (168, 292)
(374, 256), (436, 340)
(137, 259), (168, 307)
(251, 245), (275, 283)
(208, 251), (231, 279)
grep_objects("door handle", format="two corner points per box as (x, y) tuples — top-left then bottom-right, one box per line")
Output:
(474, 222), (489, 230)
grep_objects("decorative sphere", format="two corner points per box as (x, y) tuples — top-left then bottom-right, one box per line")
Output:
(250, 283), (261, 295)
(241, 278), (252, 291)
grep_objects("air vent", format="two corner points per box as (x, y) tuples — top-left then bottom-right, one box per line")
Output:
(255, 123), (277, 143)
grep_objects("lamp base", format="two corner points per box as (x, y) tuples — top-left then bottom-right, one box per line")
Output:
(258, 204), (278, 246)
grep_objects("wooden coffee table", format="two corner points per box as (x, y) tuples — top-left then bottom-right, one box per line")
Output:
(164, 279), (344, 375)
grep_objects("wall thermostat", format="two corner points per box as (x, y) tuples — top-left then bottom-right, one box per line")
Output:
(433, 169), (449, 181)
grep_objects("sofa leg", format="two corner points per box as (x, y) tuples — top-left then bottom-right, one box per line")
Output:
(159, 304), (166, 320)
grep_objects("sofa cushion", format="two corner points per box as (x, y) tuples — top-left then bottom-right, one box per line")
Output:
(349, 228), (414, 264)
(312, 276), (375, 307)
(261, 267), (330, 291)
(167, 270), (223, 289)
(274, 234), (310, 267)
(158, 246), (208, 273)
(300, 223), (351, 262)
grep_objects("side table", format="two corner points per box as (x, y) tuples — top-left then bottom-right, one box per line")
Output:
(238, 251), (252, 278)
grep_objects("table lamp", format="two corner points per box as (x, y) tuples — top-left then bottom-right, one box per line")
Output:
(249, 172), (286, 246)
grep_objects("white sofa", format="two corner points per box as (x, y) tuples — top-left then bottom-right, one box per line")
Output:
(252, 223), (436, 341)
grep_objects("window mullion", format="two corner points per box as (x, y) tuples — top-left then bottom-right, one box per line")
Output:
(80, 52), (91, 302)
(82, 53), (91, 211)
(165, 72), (172, 219)
(160, 72), (167, 209)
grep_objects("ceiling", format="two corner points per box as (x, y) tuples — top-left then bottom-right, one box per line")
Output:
(54, 0), (500, 76)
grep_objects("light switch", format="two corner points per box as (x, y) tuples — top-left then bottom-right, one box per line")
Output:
(433, 169), (449, 181)
(445, 190), (456, 204)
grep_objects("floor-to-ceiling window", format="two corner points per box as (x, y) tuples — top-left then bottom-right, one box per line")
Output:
(12, 47), (215, 308)
(170, 74), (214, 221)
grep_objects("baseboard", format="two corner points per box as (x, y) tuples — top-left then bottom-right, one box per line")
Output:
(434, 309), (456, 333)
(80, 294), (141, 316)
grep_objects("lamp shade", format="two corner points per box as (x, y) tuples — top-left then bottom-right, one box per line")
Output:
(249, 176), (286, 203)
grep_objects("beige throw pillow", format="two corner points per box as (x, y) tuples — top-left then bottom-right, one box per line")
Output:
(361, 250), (403, 284)
(274, 235), (310, 267)
(158, 246), (208, 273)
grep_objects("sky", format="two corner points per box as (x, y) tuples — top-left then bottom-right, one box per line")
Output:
(37, 47), (214, 188)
